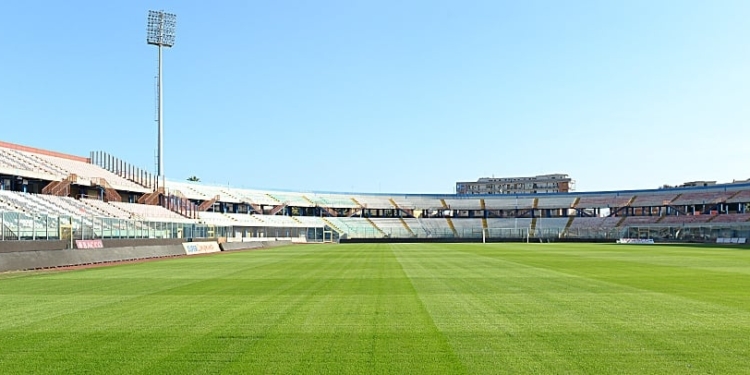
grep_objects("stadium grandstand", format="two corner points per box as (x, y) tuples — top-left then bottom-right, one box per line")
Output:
(1, 140), (749, 244)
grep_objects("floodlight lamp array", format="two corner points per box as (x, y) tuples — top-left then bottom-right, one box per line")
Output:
(146, 10), (177, 47)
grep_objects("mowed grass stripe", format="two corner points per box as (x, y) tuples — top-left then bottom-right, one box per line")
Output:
(392, 243), (750, 374)
(0, 244), (464, 374)
(0, 247), (321, 374)
(459, 243), (750, 309)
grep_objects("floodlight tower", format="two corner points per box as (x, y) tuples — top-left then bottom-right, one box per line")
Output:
(146, 10), (177, 191)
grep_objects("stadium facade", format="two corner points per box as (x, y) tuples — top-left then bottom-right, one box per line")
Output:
(0, 140), (749, 244)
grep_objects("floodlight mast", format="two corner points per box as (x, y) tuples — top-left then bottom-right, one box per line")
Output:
(146, 10), (176, 192)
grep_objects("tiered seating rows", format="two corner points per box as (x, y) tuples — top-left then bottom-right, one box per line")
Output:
(575, 195), (633, 208)
(484, 198), (535, 210)
(535, 196), (576, 209)
(443, 198), (482, 210)
(631, 193), (678, 207)
(670, 192), (733, 205)
(727, 190), (750, 204)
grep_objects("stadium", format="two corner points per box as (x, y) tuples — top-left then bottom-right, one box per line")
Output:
(0, 140), (749, 248)
(2, 4), (750, 375)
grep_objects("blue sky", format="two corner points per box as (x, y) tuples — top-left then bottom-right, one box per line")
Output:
(1, 1), (749, 194)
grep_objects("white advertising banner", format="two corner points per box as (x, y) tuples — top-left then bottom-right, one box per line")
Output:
(182, 241), (221, 255)
(616, 238), (655, 244)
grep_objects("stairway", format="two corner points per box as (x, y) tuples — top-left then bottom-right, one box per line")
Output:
(320, 206), (339, 217)
(727, 190), (742, 202)
(616, 216), (628, 227)
(92, 177), (121, 203)
(321, 218), (344, 234)
(389, 198), (399, 209)
(532, 198), (539, 209)
(571, 197), (580, 208)
(198, 195), (220, 211)
(399, 217), (416, 237)
(365, 217), (386, 237)
(42, 174), (78, 197)
(348, 198), (363, 217)
(481, 217), (488, 234)
(268, 202), (288, 216)
(440, 199), (449, 209)
(625, 196), (636, 206)
(530, 217), (538, 236)
(563, 216), (575, 236)
(138, 187), (164, 205)
(244, 200), (265, 214)
(351, 197), (364, 207)
(446, 217), (458, 237)
(480, 198), (486, 210)
(669, 194), (682, 205)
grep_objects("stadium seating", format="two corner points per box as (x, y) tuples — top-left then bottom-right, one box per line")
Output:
(252, 215), (303, 227)
(535, 217), (570, 229)
(575, 195), (633, 208)
(727, 190), (750, 204)
(0, 190), (96, 220)
(708, 213), (750, 224)
(229, 188), (280, 206)
(449, 218), (484, 235)
(43, 154), (147, 192)
(631, 193), (678, 207)
(370, 218), (414, 237)
(0, 148), (62, 177)
(350, 195), (394, 209)
(306, 193), (359, 208)
(670, 191), (733, 206)
(198, 211), (238, 226)
(484, 197), (534, 210)
(658, 215), (713, 225)
(412, 218), (454, 238)
(535, 196), (576, 209)
(109, 202), (193, 223)
(486, 218), (533, 228)
(442, 198), (482, 210)
(620, 216), (660, 226)
(292, 216), (327, 228)
(266, 192), (314, 207)
(569, 217), (621, 229)
(391, 196), (443, 209)
(330, 217), (383, 238)
(79, 198), (132, 219)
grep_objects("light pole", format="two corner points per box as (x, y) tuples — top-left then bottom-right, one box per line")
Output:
(146, 10), (177, 192)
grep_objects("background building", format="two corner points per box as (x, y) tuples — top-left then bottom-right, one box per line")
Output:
(456, 174), (574, 195)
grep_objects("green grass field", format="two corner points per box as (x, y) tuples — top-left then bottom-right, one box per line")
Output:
(2, 243), (750, 374)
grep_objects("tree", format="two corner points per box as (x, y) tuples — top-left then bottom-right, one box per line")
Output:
(187, 176), (200, 182)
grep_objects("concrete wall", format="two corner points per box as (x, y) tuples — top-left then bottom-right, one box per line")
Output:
(0, 240), (67, 253)
(0, 245), (185, 273)
(221, 240), (293, 251)
(0, 237), (295, 273)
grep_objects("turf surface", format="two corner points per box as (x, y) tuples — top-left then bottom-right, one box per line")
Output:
(1, 243), (750, 374)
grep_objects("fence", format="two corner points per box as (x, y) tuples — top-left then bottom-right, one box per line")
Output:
(0, 211), (232, 241)
(0, 211), (333, 244)
(2, 210), (748, 243)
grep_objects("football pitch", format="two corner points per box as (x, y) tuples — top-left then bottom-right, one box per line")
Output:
(2, 243), (750, 374)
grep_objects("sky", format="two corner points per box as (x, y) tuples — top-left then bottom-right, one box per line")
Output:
(1, 1), (749, 194)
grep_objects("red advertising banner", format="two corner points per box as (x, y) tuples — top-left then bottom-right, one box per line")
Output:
(75, 239), (104, 249)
